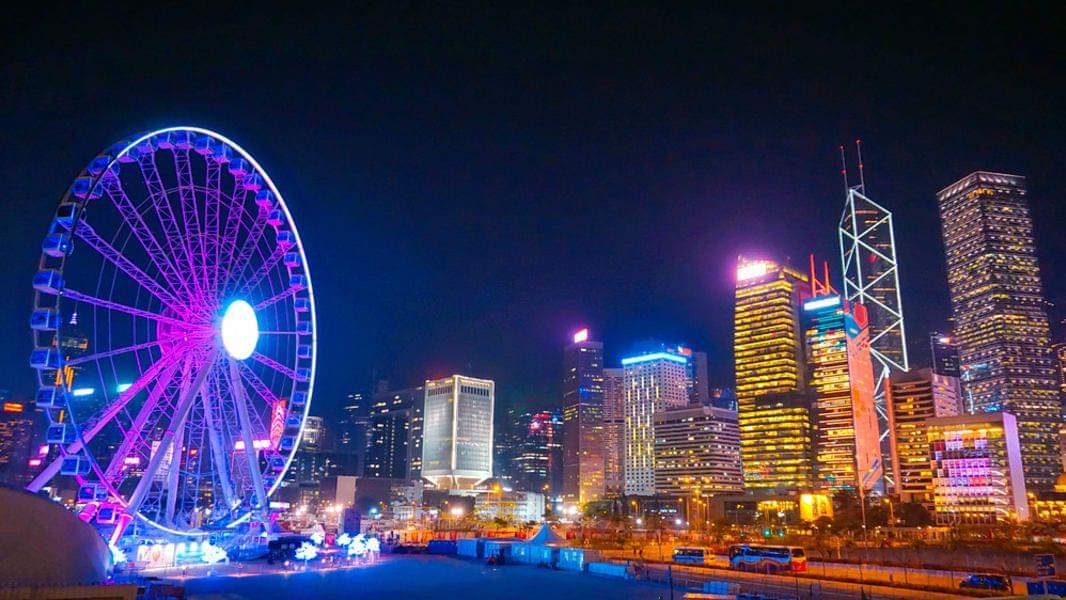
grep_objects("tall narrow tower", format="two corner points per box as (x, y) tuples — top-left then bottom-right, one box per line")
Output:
(936, 171), (1060, 491)
(838, 142), (908, 485)
(561, 328), (605, 505)
(733, 257), (810, 492)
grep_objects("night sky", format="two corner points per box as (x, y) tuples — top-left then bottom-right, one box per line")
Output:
(2, 5), (1062, 420)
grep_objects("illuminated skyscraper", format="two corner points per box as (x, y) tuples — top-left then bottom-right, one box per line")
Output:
(561, 328), (605, 504)
(512, 411), (555, 493)
(838, 153), (910, 488)
(937, 172), (1060, 490)
(733, 257), (809, 487)
(602, 367), (625, 496)
(653, 405), (743, 498)
(803, 295), (881, 493)
(301, 416), (326, 451)
(622, 350), (690, 496)
(422, 375), (494, 490)
(337, 392), (370, 473)
(740, 391), (816, 492)
(886, 368), (962, 505)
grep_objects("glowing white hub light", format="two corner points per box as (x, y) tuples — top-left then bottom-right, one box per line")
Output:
(221, 300), (259, 360)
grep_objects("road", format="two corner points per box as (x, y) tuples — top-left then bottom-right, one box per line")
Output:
(634, 561), (974, 599)
(606, 546), (1032, 595)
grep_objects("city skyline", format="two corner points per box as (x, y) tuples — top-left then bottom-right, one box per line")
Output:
(1, 6), (1063, 425)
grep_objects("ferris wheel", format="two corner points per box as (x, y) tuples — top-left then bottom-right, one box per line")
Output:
(27, 127), (316, 538)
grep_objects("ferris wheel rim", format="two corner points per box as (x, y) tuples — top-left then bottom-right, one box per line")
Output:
(29, 126), (318, 536)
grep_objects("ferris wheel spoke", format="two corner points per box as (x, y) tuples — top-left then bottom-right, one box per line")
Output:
(125, 352), (215, 518)
(222, 206), (268, 291)
(237, 361), (279, 406)
(102, 360), (182, 484)
(101, 173), (196, 304)
(217, 179), (248, 293)
(139, 152), (204, 301)
(61, 288), (202, 330)
(26, 351), (184, 493)
(205, 161), (223, 296)
(250, 351), (300, 381)
(254, 287), (298, 312)
(69, 221), (189, 316)
(65, 338), (165, 367)
(174, 149), (207, 294)
(233, 245), (285, 297)
(227, 359), (270, 517)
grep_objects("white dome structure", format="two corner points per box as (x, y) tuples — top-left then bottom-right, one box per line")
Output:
(0, 486), (111, 586)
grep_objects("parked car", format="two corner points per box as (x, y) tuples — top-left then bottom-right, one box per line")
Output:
(959, 574), (1012, 591)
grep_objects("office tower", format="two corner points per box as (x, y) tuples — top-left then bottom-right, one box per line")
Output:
(561, 328), (605, 504)
(337, 392), (370, 474)
(653, 405), (743, 498)
(622, 350), (690, 496)
(937, 172), (1060, 490)
(602, 367), (625, 496)
(421, 375), (494, 490)
(886, 368), (963, 504)
(675, 345), (710, 405)
(512, 411), (555, 494)
(803, 295), (882, 493)
(364, 386), (425, 481)
(740, 391), (816, 493)
(733, 257), (809, 487)
(929, 332), (961, 378)
(493, 407), (526, 486)
(301, 416), (326, 451)
(928, 412), (1029, 524)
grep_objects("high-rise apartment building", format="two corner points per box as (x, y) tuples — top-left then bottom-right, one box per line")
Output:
(928, 412), (1029, 524)
(740, 392), (816, 493)
(733, 257), (809, 488)
(602, 367), (625, 496)
(653, 405), (743, 498)
(622, 351), (690, 496)
(421, 375), (494, 490)
(886, 368), (962, 504)
(803, 295), (881, 493)
(937, 172), (1060, 490)
(561, 328), (605, 504)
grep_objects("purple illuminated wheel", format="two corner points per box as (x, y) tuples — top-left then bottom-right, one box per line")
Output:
(28, 127), (316, 537)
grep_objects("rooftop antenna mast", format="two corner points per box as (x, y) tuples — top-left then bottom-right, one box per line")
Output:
(856, 139), (866, 193)
(839, 145), (850, 194)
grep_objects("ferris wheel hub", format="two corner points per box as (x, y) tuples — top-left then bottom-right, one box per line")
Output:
(220, 300), (259, 360)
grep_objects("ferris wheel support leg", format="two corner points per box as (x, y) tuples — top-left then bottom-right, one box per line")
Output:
(164, 373), (194, 527)
(125, 354), (214, 518)
(227, 359), (270, 529)
(202, 372), (238, 514)
(25, 354), (181, 493)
